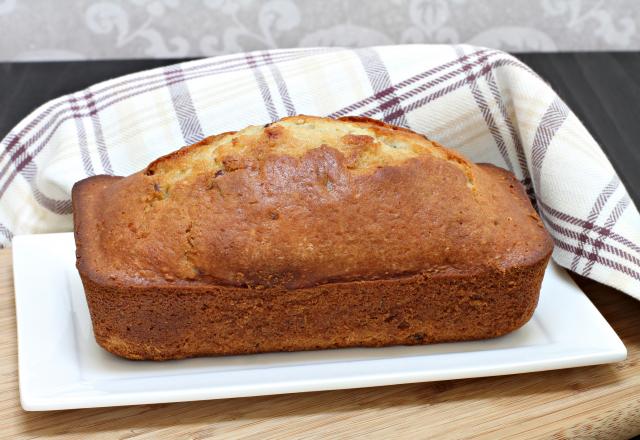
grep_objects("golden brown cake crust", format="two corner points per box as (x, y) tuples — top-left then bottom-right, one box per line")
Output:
(72, 115), (553, 360)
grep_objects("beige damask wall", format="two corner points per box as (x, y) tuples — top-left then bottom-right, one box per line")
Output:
(0, 0), (638, 61)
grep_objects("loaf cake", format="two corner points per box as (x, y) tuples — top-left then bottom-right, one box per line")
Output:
(72, 115), (553, 361)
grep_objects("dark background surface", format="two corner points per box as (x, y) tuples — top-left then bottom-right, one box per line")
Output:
(0, 53), (638, 206)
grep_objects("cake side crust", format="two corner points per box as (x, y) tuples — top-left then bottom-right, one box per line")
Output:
(81, 254), (548, 360)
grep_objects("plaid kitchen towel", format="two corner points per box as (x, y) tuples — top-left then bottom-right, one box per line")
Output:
(0, 45), (638, 299)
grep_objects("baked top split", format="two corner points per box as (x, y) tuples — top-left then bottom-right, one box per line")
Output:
(75, 115), (551, 290)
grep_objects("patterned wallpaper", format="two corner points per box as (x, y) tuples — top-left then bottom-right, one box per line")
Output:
(0, 0), (638, 61)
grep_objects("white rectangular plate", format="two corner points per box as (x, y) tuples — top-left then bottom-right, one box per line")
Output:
(13, 233), (626, 411)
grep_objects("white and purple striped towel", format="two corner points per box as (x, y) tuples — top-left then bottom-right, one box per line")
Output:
(1, 45), (638, 299)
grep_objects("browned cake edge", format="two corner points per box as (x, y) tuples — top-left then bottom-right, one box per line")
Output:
(79, 259), (547, 361)
(82, 260), (547, 360)
(72, 167), (552, 361)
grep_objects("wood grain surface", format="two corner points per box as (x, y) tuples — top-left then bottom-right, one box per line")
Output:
(0, 248), (638, 439)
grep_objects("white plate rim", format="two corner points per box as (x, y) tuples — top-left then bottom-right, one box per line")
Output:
(12, 233), (627, 411)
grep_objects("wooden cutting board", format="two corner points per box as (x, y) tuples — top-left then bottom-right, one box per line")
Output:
(0, 248), (638, 439)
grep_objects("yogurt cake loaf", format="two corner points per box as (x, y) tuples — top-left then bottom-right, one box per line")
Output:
(73, 115), (553, 360)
